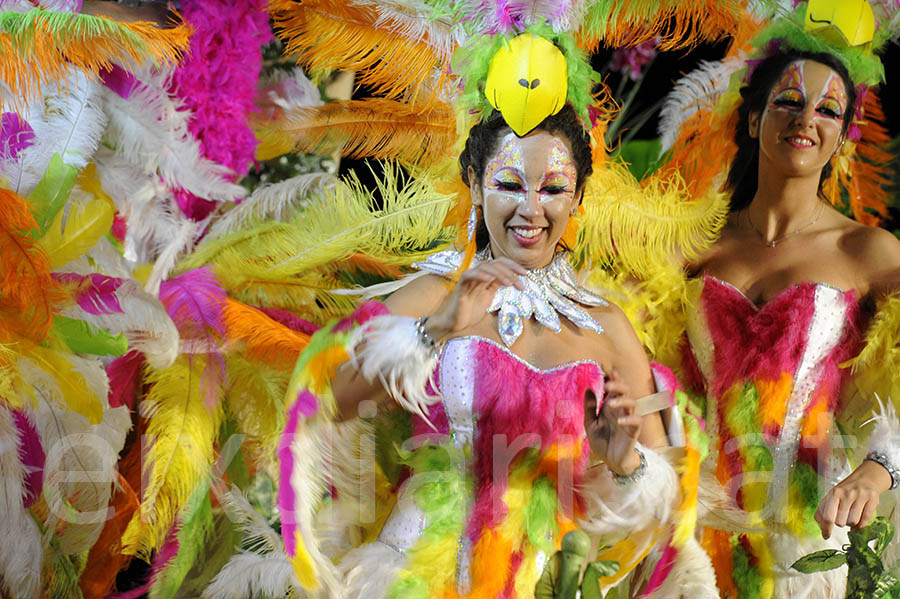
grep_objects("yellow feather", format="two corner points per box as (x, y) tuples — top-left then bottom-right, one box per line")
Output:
(179, 164), (453, 318)
(38, 194), (115, 269)
(844, 291), (900, 421)
(121, 356), (224, 557)
(19, 344), (104, 424)
(223, 355), (288, 471)
(291, 530), (321, 591)
(575, 161), (728, 277)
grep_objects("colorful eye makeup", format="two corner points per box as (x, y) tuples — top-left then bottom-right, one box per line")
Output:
(815, 73), (846, 120)
(768, 62), (804, 111)
(482, 134), (576, 204)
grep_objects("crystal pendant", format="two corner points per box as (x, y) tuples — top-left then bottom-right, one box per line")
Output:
(498, 304), (523, 347)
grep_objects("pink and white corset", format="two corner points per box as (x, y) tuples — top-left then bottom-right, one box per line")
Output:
(684, 276), (863, 597)
(341, 334), (605, 599)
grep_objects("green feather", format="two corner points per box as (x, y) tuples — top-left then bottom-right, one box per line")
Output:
(526, 476), (559, 554)
(53, 315), (128, 356)
(150, 482), (213, 599)
(27, 153), (77, 236)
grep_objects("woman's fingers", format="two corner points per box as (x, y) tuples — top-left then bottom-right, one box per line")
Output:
(815, 493), (838, 539)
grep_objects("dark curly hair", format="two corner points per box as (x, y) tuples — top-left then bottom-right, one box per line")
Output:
(458, 104), (593, 250)
(726, 50), (857, 212)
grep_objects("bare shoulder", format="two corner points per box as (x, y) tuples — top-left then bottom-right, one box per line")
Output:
(586, 299), (644, 354)
(383, 273), (451, 317)
(842, 223), (900, 264)
(839, 223), (900, 295)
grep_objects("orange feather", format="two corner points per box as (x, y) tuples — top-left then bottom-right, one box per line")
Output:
(0, 12), (190, 101)
(840, 92), (894, 225)
(579, 0), (744, 52)
(223, 299), (310, 370)
(469, 529), (513, 599)
(270, 0), (447, 106)
(251, 99), (456, 165)
(0, 189), (65, 346)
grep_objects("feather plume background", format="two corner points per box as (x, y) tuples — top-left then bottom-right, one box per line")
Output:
(0, 405), (43, 599)
(179, 163), (454, 321)
(0, 8), (189, 101)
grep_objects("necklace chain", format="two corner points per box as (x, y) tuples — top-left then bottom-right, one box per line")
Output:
(746, 202), (825, 248)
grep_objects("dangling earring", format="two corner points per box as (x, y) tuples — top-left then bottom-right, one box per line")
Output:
(467, 203), (478, 242)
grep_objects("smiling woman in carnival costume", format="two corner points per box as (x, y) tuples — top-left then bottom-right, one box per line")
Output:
(650, 1), (900, 596)
(272, 23), (736, 597)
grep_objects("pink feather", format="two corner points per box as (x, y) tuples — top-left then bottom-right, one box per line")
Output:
(0, 112), (35, 161)
(11, 409), (44, 508)
(54, 273), (126, 315)
(159, 267), (228, 406)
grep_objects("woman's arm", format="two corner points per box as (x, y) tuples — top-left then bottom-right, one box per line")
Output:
(331, 275), (448, 421)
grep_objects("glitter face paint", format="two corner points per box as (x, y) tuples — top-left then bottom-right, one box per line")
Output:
(483, 133), (576, 204)
(765, 61), (846, 124)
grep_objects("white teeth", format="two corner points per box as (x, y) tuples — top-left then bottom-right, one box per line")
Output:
(787, 137), (814, 146)
(512, 227), (542, 238)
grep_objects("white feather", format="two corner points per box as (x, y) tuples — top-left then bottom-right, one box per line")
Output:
(19, 355), (131, 554)
(866, 397), (900, 572)
(578, 443), (678, 537)
(206, 172), (337, 240)
(144, 216), (199, 296)
(257, 67), (323, 114)
(201, 551), (300, 599)
(286, 416), (344, 597)
(100, 72), (246, 203)
(0, 406), (42, 599)
(351, 0), (463, 63)
(215, 483), (283, 554)
(347, 315), (440, 424)
(58, 279), (179, 370)
(0, 70), (107, 196)
(642, 537), (718, 599)
(338, 541), (406, 599)
(658, 57), (744, 154)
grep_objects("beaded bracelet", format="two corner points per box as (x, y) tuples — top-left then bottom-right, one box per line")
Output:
(611, 447), (647, 486)
(414, 316), (439, 357)
(865, 452), (900, 490)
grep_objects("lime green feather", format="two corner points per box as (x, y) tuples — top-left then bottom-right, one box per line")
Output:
(526, 476), (559, 555)
(27, 154), (77, 236)
(53, 315), (128, 356)
(150, 482), (213, 599)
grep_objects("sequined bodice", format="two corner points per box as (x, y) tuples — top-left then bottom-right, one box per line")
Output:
(686, 276), (859, 522)
(378, 335), (604, 594)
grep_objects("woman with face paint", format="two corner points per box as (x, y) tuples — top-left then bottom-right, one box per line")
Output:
(678, 47), (900, 598)
(275, 101), (717, 599)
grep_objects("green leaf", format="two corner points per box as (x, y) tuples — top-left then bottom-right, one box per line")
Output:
(612, 138), (663, 181)
(875, 573), (900, 599)
(28, 153), (77, 236)
(53, 315), (128, 356)
(791, 549), (847, 573)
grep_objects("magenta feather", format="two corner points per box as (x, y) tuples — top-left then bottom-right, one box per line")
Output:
(11, 409), (44, 508)
(107, 350), (146, 410)
(100, 64), (140, 100)
(54, 273), (126, 316)
(167, 0), (271, 221)
(0, 112), (35, 161)
(159, 267), (228, 406)
(278, 398), (304, 557)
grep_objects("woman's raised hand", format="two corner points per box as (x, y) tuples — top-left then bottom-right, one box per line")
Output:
(426, 257), (526, 340)
(584, 370), (644, 475)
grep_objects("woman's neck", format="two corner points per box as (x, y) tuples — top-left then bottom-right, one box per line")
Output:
(747, 166), (823, 239)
